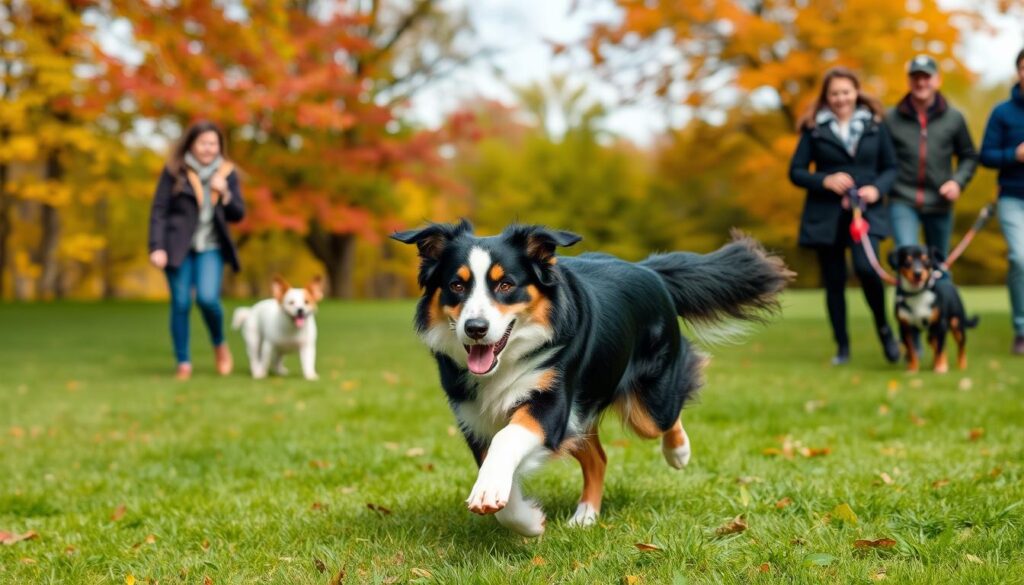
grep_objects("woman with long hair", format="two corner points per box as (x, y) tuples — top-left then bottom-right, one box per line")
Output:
(789, 67), (900, 365)
(148, 121), (245, 379)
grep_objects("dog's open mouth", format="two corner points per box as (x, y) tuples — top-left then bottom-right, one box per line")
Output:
(293, 314), (307, 328)
(464, 320), (515, 375)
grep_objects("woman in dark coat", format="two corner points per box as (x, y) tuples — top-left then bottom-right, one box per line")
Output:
(148, 121), (245, 380)
(789, 67), (900, 365)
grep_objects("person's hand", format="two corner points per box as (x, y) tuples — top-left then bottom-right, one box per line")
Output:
(939, 180), (961, 201)
(858, 185), (880, 204)
(150, 249), (167, 269)
(1016, 142), (1024, 162)
(210, 175), (228, 195)
(823, 172), (854, 195)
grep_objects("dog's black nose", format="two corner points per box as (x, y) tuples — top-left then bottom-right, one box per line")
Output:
(464, 318), (489, 340)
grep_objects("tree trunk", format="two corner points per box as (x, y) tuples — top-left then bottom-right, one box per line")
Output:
(35, 152), (63, 299)
(95, 196), (116, 299)
(304, 221), (357, 299)
(0, 162), (9, 299)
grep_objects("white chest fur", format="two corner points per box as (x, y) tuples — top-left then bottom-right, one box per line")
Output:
(454, 347), (557, 440)
(898, 290), (936, 329)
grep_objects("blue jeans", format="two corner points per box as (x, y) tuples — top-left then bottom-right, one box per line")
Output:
(998, 197), (1024, 336)
(165, 250), (225, 364)
(890, 200), (954, 257)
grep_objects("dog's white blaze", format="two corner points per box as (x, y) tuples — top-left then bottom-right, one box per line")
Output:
(459, 247), (512, 347)
(898, 289), (937, 329)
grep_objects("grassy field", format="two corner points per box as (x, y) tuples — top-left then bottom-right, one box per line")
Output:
(1, 288), (1023, 584)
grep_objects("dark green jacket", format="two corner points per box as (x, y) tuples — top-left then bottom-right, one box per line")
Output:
(884, 93), (978, 213)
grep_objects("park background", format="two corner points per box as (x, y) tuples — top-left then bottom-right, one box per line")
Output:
(2, 0), (1023, 302)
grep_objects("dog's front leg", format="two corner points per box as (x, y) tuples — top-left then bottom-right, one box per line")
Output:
(299, 342), (318, 381)
(466, 406), (547, 516)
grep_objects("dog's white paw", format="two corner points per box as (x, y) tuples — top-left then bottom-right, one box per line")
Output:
(304, 372), (319, 381)
(663, 442), (692, 470)
(495, 498), (546, 537)
(252, 369), (268, 380)
(466, 471), (512, 515)
(566, 502), (599, 528)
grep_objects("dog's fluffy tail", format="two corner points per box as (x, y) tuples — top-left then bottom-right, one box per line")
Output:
(640, 231), (794, 344)
(231, 307), (251, 331)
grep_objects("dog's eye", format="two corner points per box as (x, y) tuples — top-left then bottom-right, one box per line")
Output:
(496, 281), (515, 293)
(450, 281), (466, 294)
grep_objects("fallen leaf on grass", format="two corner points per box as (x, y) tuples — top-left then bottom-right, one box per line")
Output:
(531, 556), (546, 566)
(878, 472), (893, 485)
(111, 504), (126, 521)
(932, 479), (950, 489)
(759, 562), (770, 572)
(309, 460), (331, 469)
(775, 497), (792, 509)
(0, 530), (38, 545)
(968, 428), (984, 441)
(958, 378), (973, 391)
(366, 503), (392, 516)
(739, 485), (751, 508)
(715, 515), (747, 536)
(64, 545), (76, 556)
(381, 371), (400, 385)
(854, 538), (896, 549)
(964, 553), (983, 564)
(799, 447), (831, 458)
(310, 502), (326, 511)
(634, 542), (662, 552)
(329, 567), (346, 585)
(406, 447), (425, 457)
(201, 539), (211, 551)
(314, 558), (327, 573)
(869, 567), (887, 581)
(420, 463), (435, 472)
(910, 414), (927, 427)
(125, 575), (135, 585)
(410, 567), (433, 578)
(877, 404), (890, 415)
(624, 576), (640, 585)
(831, 503), (858, 525)
(145, 534), (156, 544)
(735, 476), (762, 485)
(203, 577), (213, 585)
(383, 442), (399, 451)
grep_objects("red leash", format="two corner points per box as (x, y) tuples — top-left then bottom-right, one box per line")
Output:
(846, 189), (996, 285)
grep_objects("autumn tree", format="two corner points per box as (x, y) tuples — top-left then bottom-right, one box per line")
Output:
(104, 0), (476, 298)
(587, 0), (982, 283)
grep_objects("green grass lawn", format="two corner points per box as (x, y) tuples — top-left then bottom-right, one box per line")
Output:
(1, 289), (1023, 584)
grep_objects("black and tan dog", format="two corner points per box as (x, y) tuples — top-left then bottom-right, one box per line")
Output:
(890, 245), (978, 373)
(392, 221), (792, 536)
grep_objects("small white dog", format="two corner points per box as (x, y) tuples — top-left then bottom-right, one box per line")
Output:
(232, 276), (323, 381)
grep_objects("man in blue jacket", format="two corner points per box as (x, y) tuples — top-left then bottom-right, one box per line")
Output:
(980, 49), (1024, 355)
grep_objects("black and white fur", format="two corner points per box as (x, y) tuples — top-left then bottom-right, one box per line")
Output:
(392, 221), (792, 536)
(890, 245), (978, 373)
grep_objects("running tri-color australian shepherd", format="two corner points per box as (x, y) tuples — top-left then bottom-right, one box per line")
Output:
(392, 220), (792, 536)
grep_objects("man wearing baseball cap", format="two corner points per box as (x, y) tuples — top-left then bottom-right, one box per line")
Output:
(885, 54), (978, 261)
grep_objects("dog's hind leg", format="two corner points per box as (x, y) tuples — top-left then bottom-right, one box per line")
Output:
(567, 426), (606, 528)
(929, 321), (949, 374)
(242, 326), (265, 379)
(951, 316), (967, 370)
(271, 352), (288, 377)
(662, 419), (691, 469)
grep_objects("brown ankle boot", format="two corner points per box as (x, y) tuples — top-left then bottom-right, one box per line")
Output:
(175, 363), (193, 381)
(215, 344), (233, 376)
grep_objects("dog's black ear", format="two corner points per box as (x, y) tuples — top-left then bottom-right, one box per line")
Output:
(504, 224), (581, 286)
(391, 219), (473, 260)
(928, 246), (946, 265)
(505, 225), (581, 265)
(888, 250), (899, 269)
(391, 219), (473, 287)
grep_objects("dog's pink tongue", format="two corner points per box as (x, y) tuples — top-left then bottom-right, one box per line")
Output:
(467, 344), (496, 374)
(294, 315), (306, 328)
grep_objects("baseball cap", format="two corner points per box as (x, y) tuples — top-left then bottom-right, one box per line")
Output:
(907, 54), (938, 76)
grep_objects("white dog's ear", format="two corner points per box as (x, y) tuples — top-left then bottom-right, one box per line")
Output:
(307, 275), (324, 301)
(272, 275), (290, 302)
